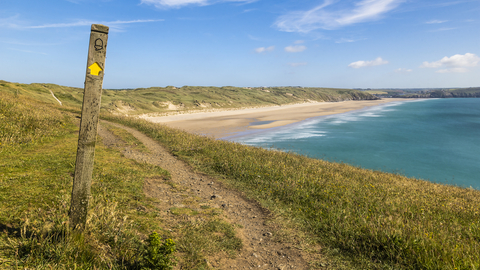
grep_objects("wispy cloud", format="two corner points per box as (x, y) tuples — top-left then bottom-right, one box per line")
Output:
(336, 38), (355, 43)
(436, 68), (468, 73)
(288, 62), (308, 67)
(285, 45), (306, 53)
(420, 53), (480, 73)
(430, 27), (456, 32)
(8, 48), (47, 55)
(25, 19), (163, 29)
(348, 57), (388, 68)
(335, 37), (364, 43)
(274, 0), (404, 33)
(395, 68), (412, 73)
(0, 14), (23, 29)
(425, 19), (448, 24)
(142, 0), (208, 8)
(1, 39), (61, 46)
(248, 34), (262, 41)
(254, 46), (275, 53)
(141, 0), (257, 9)
(435, 0), (476, 7)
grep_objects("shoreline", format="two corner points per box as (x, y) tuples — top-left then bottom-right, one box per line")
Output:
(141, 98), (411, 139)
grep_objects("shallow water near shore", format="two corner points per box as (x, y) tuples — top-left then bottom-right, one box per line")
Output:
(232, 98), (480, 189)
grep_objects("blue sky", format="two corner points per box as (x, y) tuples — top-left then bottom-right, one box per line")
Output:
(1, 0), (479, 89)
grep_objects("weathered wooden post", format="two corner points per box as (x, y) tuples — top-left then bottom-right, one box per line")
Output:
(69, 24), (109, 230)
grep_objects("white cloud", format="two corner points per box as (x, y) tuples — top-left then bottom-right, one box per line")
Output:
(437, 68), (468, 73)
(288, 62), (308, 67)
(8, 48), (47, 55)
(142, 0), (207, 8)
(247, 34), (262, 41)
(141, 0), (256, 8)
(420, 53), (480, 73)
(335, 38), (355, 43)
(425, 19), (448, 24)
(0, 14), (23, 29)
(285, 45), (306, 53)
(254, 46), (275, 53)
(25, 19), (162, 29)
(430, 27), (456, 32)
(395, 68), (412, 73)
(294, 40), (305, 44)
(420, 61), (442, 68)
(348, 57), (388, 68)
(435, 1), (473, 8)
(274, 0), (404, 33)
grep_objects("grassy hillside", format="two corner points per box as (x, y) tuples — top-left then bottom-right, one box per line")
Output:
(0, 91), (243, 269)
(105, 115), (480, 270)
(0, 80), (378, 116)
(419, 88), (480, 98)
(2, 83), (480, 269)
(365, 87), (480, 98)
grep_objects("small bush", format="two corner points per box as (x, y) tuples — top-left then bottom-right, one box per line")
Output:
(142, 232), (176, 270)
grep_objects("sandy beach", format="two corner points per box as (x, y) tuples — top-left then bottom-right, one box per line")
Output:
(141, 98), (409, 139)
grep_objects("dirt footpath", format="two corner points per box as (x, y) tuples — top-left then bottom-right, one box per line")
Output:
(98, 121), (312, 269)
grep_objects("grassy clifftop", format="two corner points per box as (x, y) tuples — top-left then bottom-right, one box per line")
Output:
(2, 82), (479, 269)
(365, 87), (480, 98)
(0, 80), (377, 115)
(0, 90), (241, 269)
(401, 87), (480, 98)
(108, 114), (480, 270)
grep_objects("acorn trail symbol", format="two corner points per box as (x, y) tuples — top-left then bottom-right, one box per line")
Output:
(94, 38), (103, 51)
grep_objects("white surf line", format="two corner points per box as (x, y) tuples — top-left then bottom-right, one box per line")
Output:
(49, 90), (62, 106)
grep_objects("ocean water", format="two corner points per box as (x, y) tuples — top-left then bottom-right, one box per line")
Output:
(230, 98), (480, 189)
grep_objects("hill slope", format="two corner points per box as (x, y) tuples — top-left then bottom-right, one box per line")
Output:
(0, 80), (378, 115)
(2, 82), (480, 269)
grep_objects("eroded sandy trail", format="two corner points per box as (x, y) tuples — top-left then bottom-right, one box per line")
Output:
(98, 121), (310, 270)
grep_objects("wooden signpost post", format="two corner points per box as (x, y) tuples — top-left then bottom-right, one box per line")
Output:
(70, 24), (109, 230)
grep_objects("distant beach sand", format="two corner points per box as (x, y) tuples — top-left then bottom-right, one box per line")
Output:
(141, 98), (409, 139)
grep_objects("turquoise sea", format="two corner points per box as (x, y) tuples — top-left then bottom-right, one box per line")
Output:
(230, 98), (480, 189)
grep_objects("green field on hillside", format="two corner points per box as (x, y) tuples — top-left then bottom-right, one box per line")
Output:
(0, 80), (377, 116)
(0, 91), (242, 269)
(1, 83), (480, 269)
(367, 87), (480, 98)
(107, 114), (480, 270)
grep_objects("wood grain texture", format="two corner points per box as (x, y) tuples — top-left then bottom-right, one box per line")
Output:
(70, 24), (109, 229)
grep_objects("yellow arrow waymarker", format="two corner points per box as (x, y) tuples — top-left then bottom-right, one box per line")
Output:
(88, 62), (103, 76)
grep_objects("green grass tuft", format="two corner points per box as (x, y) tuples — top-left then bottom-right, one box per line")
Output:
(141, 232), (176, 270)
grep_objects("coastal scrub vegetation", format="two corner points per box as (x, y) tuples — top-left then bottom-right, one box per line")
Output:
(106, 114), (480, 269)
(401, 87), (480, 98)
(2, 83), (480, 269)
(0, 80), (377, 116)
(0, 91), (242, 269)
(0, 91), (173, 268)
(366, 87), (480, 98)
